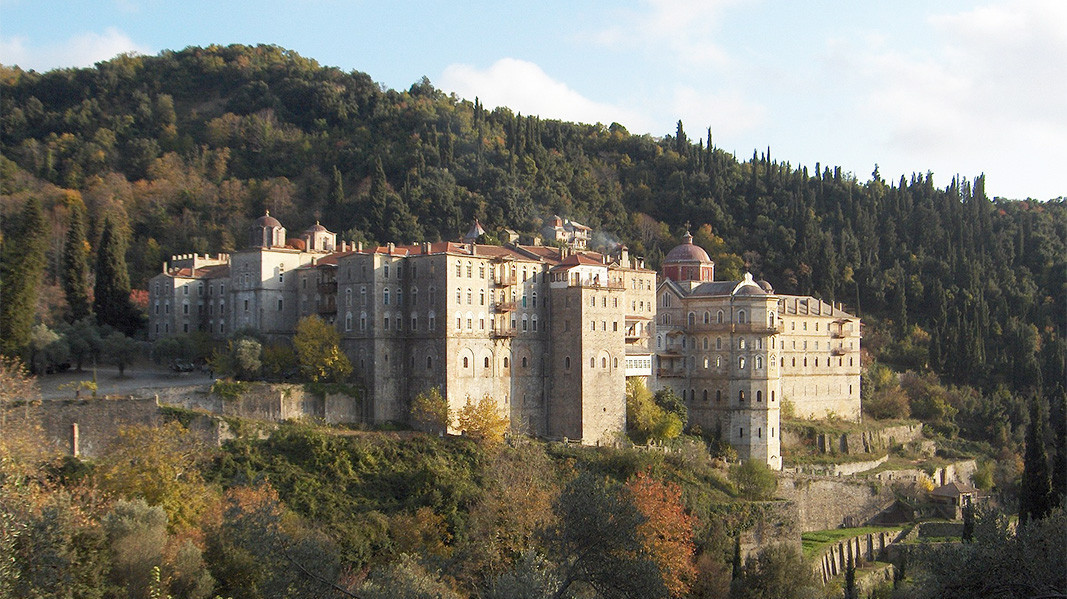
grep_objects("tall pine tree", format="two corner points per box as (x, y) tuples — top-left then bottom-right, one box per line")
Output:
(93, 217), (141, 336)
(0, 197), (50, 357)
(62, 201), (92, 322)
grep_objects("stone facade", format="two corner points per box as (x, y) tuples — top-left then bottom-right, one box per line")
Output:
(149, 216), (656, 445)
(148, 219), (860, 460)
(652, 232), (861, 469)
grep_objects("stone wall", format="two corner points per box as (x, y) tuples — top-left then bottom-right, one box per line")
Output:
(149, 382), (361, 425)
(784, 454), (889, 477)
(814, 529), (903, 583)
(3, 397), (221, 458)
(783, 422), (923, 457)
(778, 475), (898, 531)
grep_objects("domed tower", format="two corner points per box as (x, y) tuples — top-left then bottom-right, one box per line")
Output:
(301, 221), (336, 252)
(250, 211), (286, 248)
(662, 231), (714, 287)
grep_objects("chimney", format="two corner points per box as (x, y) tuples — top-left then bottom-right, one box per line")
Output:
(357, 241), (364, 252)
(387, 242), (395, 254)
(620, 246), (629, 267)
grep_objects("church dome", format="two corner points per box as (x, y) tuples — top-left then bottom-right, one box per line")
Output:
(305, 221), (328, 233)
(664, 232), (711, 263)
(757, 280), (774, 293)
(255, 211), (283, 228)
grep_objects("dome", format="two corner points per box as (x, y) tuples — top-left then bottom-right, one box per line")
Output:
(255, 210), (282, 228)
(305, 220), (328, 233)
(664, 232), (712, 264)
(734, 284), (767, 296)
(757, 280), (774, 293)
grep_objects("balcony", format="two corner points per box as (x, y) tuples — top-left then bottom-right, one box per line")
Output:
(317, 302), (337, 315)
(831, 330), (846, 339)
(492, 301), (517, 312)
(492, 275), (514, 287)
(831, 346), (847, 356)
(656, 368), (685, 378)
(317, 281), (337, 294)
(490, 329), (516, 339)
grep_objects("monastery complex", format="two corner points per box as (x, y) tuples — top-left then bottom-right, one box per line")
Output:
(149, 214), (861, 468)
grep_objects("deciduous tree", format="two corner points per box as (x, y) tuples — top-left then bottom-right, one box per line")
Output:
(293, 315), (352, 383)
(624, 470), (696, 596)
(455, 394), (509, 445)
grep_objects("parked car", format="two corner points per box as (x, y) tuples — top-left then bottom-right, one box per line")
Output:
(170, 359), (195, 373)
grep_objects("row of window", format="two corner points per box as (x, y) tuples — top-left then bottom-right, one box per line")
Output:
(682, 388), (776, 404)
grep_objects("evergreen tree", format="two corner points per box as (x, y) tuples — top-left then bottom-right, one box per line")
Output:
(1019, 397), (1054, 524)
(93, 217), (141, 336)
(0, 197), (50, 357)
(62, 201), (92, 322)
(329, 165), (345, 209)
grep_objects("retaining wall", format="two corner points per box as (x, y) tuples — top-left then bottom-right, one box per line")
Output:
(814, 529), (903, 584)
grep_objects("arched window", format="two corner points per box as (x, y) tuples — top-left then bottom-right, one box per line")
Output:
(427, 356), (433, 369)
(739, 357), (746, 369)
(737, 310), (746, 324)
(345, 312), (353, 331)
(757, 390), (763, 402)
(484, 357), (490, 368)
(504, 357), (509, 368)
(716, 310), (724, 324)
(532, 315), (538, 331)
(703, 357), (709, 369)
(360, 311), (367, 331)
(704, 311), (710, 324)
(739, 390), (745, 402)
(739, 338), (746, 349)
(412, 287), (418, 305)
(522, 315), (529, 331)
(756, 356), (763, 369)
(688, 312), (695, 326)
(397, 288), (403, 306)
(716, 390), (722, 402)
(346, 288), (352, 307)
(716, 337), (722, 350)
(602, 357), (608, 368)
(702, 389), (708, 401)
(383, 289), (390, 305)
(702, 337), (709, 350)
(480, 289), (485, 305)
(771, 390), (775, 402)
(522, 356), (528, 368)
(613, 357), (618, 368)
(565, 356), (571, 369)
(467, 289), (472, 304)
(590, 357), (596, 368)
(463, 357), (469, 368)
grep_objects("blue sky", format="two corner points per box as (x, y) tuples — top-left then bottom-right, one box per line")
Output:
(2, 0), (1064, 200)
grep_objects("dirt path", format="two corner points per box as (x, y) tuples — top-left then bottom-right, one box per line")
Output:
(37, 362), (215, 400)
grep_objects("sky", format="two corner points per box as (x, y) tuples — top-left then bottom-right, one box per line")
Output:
(1, 0), (1064, 201)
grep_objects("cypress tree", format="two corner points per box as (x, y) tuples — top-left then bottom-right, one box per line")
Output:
(93, 217), (141, 336)
(1020, 397), (1054, 524)
(0, 197), (50, 357)
(62, 201), (92, 322)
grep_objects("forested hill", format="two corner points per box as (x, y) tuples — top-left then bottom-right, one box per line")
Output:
(0, 43), (1064, 395)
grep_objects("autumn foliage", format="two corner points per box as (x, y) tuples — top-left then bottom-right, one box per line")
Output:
(625, 470), (697, 597)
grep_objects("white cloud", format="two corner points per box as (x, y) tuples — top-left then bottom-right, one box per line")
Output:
(594, 0), (749, 69)
(439, 58), (651, 130)
(0, 27), (151, 71)
(831, 0), (1067, 199)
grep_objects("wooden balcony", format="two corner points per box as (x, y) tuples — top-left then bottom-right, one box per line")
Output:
(490, 329), (516, 339)
(492, 301), (517, 312)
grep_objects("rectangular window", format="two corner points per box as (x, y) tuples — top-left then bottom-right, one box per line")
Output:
(278, 299), (283, 311)
(384, 265), (389, 278)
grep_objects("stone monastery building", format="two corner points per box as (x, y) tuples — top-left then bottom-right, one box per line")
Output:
(149, 214), (861, 467)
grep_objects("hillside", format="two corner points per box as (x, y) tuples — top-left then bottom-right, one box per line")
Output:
(3, 44), (1062, 392)
(1, 44), (1065, 499)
